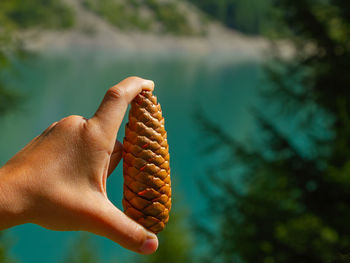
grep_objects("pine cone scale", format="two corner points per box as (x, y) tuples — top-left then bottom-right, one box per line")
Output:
(123, 142), (169, 168)
(125, 127), (166, 146)
(124, 188), (168, 221)
(124, 132), (168, 151)
(124, 158), (169, 180)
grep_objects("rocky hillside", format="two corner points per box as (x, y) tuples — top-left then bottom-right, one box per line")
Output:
(18, 0), (272, 57)
(79, 0), (208, 35)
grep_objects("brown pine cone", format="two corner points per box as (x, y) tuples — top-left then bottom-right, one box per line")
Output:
(122, 90), (171, 234)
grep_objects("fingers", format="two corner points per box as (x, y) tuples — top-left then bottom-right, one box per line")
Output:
(92, 200), (158, 254)
(92, 77), (154, 142)
(107, 140), (123, 177)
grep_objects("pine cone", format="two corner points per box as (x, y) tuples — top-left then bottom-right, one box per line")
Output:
(122, 91), (171, 234)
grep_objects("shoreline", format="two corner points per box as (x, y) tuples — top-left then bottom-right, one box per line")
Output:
(19, 0), (292, 60)
(22, 24), (271, 58)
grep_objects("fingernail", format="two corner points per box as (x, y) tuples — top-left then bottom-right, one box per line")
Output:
(139, 231), (158, 254)
(142, 80), (155, 91)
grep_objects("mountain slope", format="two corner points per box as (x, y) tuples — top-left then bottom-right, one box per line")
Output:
(21, 0), (271, 58)
(81, 0), (208, 35)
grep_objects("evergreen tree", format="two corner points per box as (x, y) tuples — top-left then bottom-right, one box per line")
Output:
(0, 234), (16, 263)
(188, 0), (273, 35)
(0, 0), (74, 116)
(195, 0), (350, 262)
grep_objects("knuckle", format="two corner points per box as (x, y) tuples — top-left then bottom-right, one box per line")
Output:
(58, 115), (86, 129)
(125, 76), (142, 82)
(64, 115), (84, 123)
(66, 115), (80, 120)
(82, 119), (110, 150)
(50, 121), (58, 127)
(106, 87), (128, 101)
(82, 119), (101, 140)
(106, 76), (143, 103)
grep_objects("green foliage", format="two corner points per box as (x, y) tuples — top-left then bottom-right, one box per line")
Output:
(0, 86), (21, 116)
(188, 0), (274, 35)
(144, 0), (195, 35)
(0, 0), (75, 115)
(0, 0), (74, 29)
(196, 0), (350, 262)
(83, 0), (199, 35)
(0, 234), (16, 263)
(0, 27), (23, 116)
(62, 233), (102, 263)
(83, 0), (152, 31)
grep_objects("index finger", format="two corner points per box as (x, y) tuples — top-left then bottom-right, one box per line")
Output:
(91, 76), (154, 142)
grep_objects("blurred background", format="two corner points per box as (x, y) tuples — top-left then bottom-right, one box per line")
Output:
(0, 0), (350, 262)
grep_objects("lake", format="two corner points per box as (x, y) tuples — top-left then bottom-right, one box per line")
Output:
(0, 49), (265, 263)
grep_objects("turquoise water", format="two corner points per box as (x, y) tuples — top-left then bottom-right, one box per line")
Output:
(0, 49), (264, 262)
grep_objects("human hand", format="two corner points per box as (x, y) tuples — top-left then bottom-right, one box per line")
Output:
(0, 77), (158, 254)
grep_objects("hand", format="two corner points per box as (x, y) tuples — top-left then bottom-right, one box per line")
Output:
(0, 77), (158, 254)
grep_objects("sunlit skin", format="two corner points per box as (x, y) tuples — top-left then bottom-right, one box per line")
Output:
(0, 77), (158, 255)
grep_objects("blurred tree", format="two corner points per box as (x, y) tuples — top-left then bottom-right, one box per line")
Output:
(0, 28), (23, 116)
(62, 233), (102, 263)
(195, 0), (350, 262)
(0, 234), (16, 263)
(0, 0), (74, 29)
(0, 0), (75, 115)
(83, 0), (202, 35)
(188, 0), (274, 35)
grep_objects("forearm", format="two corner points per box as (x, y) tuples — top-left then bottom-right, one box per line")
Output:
(0, 165), (29, 230)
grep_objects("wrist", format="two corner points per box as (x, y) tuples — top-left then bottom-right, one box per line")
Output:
(0, 164), (31, 229)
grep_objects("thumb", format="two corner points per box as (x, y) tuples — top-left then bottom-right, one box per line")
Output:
(90, 199), (158, 254)
(92, 77), (154, 143)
